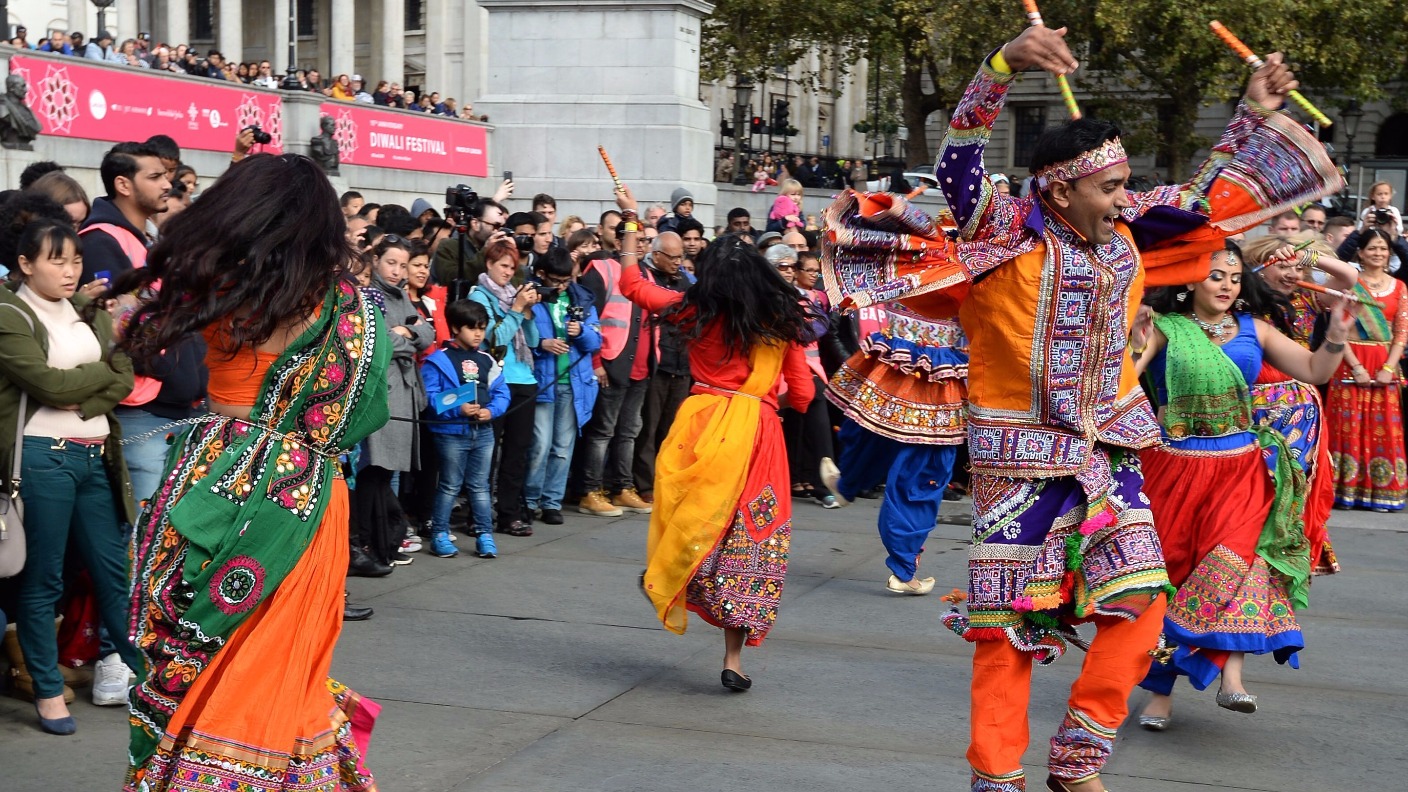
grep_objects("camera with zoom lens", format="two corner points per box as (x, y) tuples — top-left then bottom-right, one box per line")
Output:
(514, 233), (535, 254)
(243, 124), (272, 145)
(444, 184), (479, 222)
(1374, 209), (1393, 226)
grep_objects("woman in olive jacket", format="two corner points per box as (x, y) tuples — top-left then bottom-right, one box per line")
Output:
(0, 220), (136, 735)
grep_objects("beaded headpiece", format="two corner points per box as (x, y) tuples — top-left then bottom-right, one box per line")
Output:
(1034, 137), (1128, 187)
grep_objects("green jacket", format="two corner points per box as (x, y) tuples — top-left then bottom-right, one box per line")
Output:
(0, 284), (137, 524)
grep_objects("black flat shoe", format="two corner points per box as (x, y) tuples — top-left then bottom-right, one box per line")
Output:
(721, 669), (752, 692)
(35, 703), (76, 736)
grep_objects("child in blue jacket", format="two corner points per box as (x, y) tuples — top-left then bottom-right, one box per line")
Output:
(421, 300), (510, 558)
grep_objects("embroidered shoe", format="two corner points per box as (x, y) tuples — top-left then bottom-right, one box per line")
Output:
(475, 532), (498, 559)
(430, 532), (459, 558)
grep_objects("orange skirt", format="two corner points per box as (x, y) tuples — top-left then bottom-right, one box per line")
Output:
(127, 481), (378, 792)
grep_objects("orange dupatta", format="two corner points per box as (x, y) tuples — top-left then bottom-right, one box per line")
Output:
(642, 341), (785, 635)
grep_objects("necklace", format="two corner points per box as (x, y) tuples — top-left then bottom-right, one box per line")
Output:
(1190, 313), (1234, 341)
(1363, 274), (1390, 292)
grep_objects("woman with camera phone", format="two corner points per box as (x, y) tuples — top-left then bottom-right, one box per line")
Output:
(469, 240), (541, 536)
(525, 248), (601, 526)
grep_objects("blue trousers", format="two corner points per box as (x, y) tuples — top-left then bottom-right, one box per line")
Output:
(431, 428), (496, 536)
(836, 419), (958, 580)
(525, 386), (578, 512)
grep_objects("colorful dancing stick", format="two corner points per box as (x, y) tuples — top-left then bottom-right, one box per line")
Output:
(1208, 21), (1333, 127)
(598, 145), (624, 194)
(1021, 0), (1081, 120)
(1294, 280), (1379, 308)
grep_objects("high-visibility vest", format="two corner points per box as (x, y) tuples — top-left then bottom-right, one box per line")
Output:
(81, 223), (161, 407)
(588, 257), (634, 361)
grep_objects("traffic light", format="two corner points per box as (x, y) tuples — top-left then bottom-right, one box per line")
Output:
(720, 117), (734, 137)
(772, 99), (790, 136)
(750, 115), (766, 134)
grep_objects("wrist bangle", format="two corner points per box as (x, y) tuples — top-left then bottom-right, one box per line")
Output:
(1323, 340), (1345, 353)
(1130, 343), (1147, 355)
(1382, 365), (1396, 373)
(619, 211), (639, 223)
(620, 221), (641, 234)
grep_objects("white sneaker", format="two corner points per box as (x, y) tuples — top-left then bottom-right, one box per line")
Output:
(818, 458), (851, 507)
(92, 652), (132, 706)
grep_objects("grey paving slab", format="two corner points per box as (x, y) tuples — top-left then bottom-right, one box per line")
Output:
(3, 501), (1405, 792)
(330, 608), (707, 719)
(448, 719), (981, 792)
(358, 702), (569, 791)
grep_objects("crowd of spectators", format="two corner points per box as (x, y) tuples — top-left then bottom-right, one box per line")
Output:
(5, 23), (486, 122)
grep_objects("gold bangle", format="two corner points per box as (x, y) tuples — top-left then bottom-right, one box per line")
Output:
(1382, 365), (1396, 373)
(1130, 343), (1147, 355)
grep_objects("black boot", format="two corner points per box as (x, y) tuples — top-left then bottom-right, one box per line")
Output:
(343, 591), (373, 621)
(348, 546), (392, 578)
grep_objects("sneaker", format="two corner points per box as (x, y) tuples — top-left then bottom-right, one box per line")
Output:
(430, 532), (458, 558)
(540, 509), (564, 525)
(816, 494), (840, 509)
(390, 551), (414, 566)
(612, 488), (653, 514)
(475, 532), (498, 559)
(92, 653), (131, 707)
(401, 536), (423, 553)
(578, 491), (624, 517)
(818, 458), (851, 507)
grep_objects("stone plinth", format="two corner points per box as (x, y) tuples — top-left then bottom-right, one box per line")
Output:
(474, 0), (717, 227)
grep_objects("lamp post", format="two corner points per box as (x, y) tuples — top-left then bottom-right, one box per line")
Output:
(280, 0), (301, 89)
(90, 0), (115, 36)
(732, 75), (753, 185)
(1342, 99), (1365, 213)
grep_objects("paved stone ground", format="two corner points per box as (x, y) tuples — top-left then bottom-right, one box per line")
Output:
(1, 495), (1403, 791)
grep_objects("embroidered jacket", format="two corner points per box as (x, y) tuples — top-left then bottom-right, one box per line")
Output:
(933, 57), (1342, 479)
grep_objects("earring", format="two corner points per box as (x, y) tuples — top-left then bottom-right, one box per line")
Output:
(1235, 298), (1248, 311)
(1176, 291), (1187, 303)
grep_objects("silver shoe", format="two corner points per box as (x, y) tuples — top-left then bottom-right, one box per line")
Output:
(1138, 714), (1170, 731)
(1215, 690), (1257, 713)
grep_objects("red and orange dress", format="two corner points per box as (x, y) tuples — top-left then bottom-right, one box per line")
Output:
(126, 282), (390, 792)
(1327, 279), (1408, 510)
(619, 265), (814, 646)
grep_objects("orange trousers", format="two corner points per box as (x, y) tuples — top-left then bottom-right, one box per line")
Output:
(968, 595), (1167, 790)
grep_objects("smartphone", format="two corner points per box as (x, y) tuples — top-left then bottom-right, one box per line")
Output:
(503, 170), (512, 182)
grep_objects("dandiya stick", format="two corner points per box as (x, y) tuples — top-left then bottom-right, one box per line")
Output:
(1294, 280), (1379, 307)
(597, 145), (624, 194)
(1208, 21), (1333, 127)
(1021, 0), (1081, 120)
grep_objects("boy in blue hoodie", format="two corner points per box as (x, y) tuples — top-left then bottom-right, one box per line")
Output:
(525, 248), (602, 524)
(421, 300), (511, 558)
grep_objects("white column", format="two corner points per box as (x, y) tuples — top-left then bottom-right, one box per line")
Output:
(424, 0), (446, 94)
(272, 0), (289, 71)
(331, 0), (355, 79)
(164, 0), (189, 48)
(116, 0), (139, 40)
(218, 0), (242, 63)
(379, 0), (404, 86)
(66, 0), (88, 36)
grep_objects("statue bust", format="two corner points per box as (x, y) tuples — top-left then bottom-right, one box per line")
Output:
(0, 74), (41, 150)
(310, 115), (340, 174)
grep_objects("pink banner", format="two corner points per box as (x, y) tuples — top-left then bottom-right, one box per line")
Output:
(320, 102), (488, 177)
(9, 54), (283, 153)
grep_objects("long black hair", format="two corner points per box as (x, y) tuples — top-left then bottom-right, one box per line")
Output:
(1144, 242), (1294, 336)
(121, 154), (354, 365)
(662, 233), (819, 355)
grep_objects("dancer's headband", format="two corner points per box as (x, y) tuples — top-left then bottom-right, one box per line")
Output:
(1034, 137), (1128, 188)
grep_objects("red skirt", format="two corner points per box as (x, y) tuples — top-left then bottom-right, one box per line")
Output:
(1326, 347), (1408, 510)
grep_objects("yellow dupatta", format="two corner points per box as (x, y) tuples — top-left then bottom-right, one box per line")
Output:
(643, 341), (786, 635)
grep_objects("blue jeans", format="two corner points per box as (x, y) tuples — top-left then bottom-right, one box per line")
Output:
(15, 438), (139, 699)
(432, 428), (495, 536)
(114, 406), (183, 512)
(525, 386), (578, 511)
